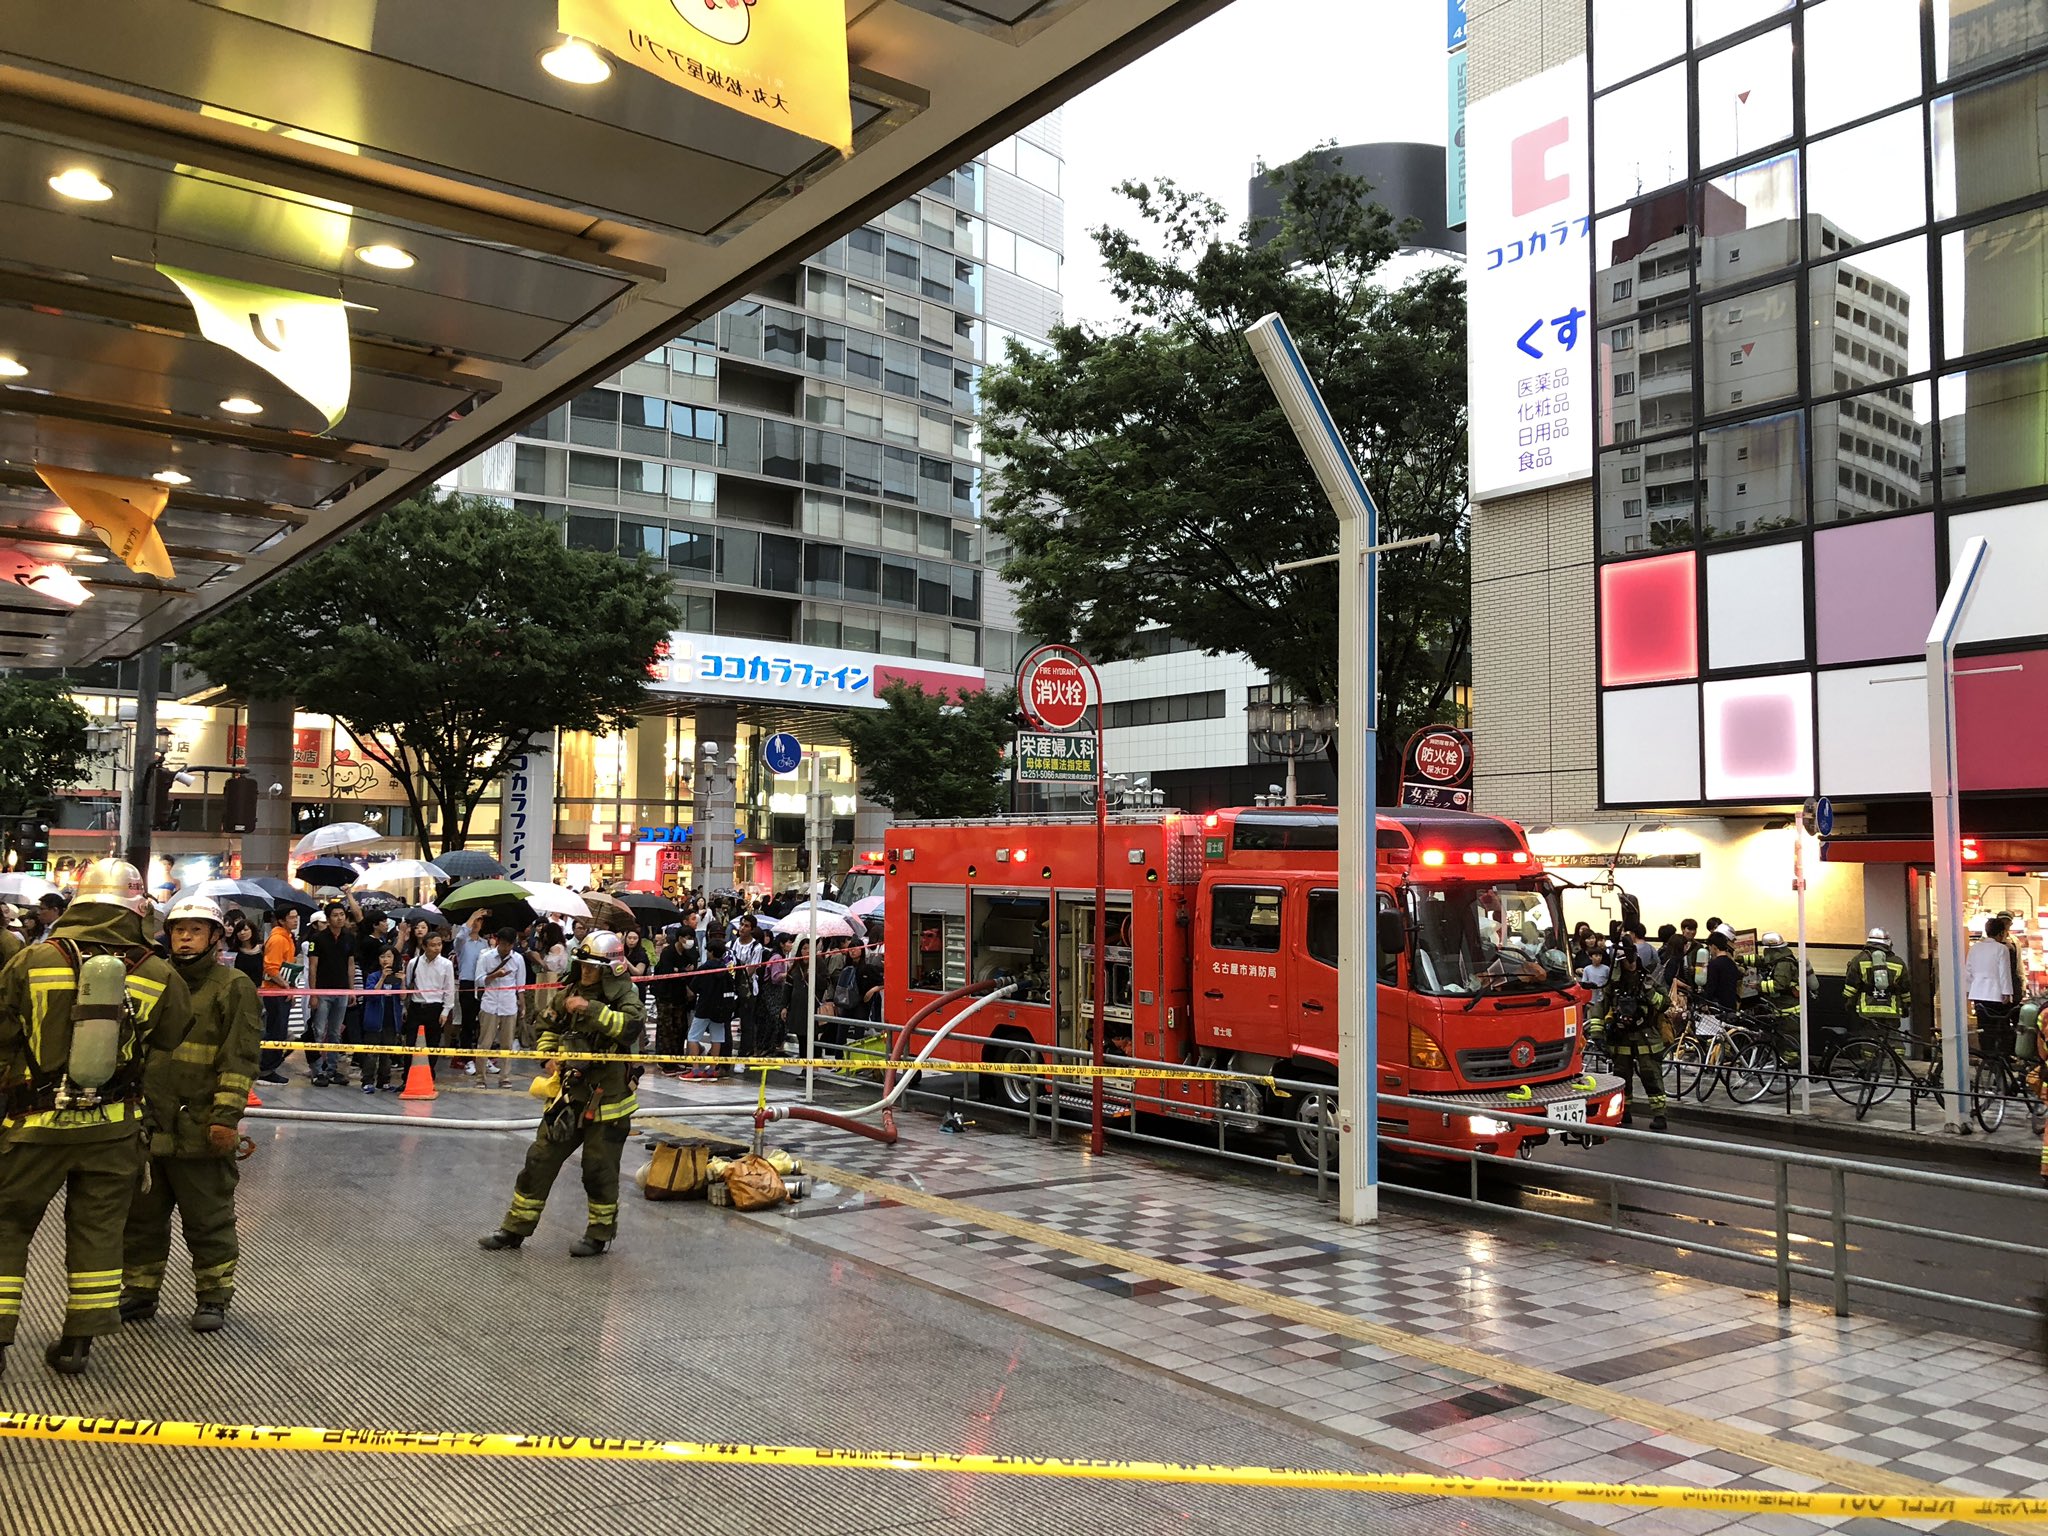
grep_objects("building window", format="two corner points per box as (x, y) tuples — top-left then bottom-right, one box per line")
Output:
(1613, 278), (1633, 301)
(1613, 371), (1636, 396)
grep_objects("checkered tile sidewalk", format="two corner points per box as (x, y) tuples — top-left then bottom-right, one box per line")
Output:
(700, 1091), (2048, 1536)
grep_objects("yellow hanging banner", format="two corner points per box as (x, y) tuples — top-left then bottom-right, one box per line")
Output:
(560, 0), (853, 156)
(33, 465), (174, 581)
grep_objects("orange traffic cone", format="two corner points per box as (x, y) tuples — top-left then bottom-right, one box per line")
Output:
(246, 1089), (263, 1108)
(398, 1026), (437, 1101)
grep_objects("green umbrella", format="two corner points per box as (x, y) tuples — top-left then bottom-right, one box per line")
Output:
(440, 879), (533, 916)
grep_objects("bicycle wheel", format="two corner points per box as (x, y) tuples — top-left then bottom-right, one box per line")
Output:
(1728, 1036), (1777, 1104)
(1666, 1034), (1703, 1100)
(1694, 1036), (1726, 1103)
(1972, 1059), (2008, 1134)
(1823, 1037), (1901, 1110)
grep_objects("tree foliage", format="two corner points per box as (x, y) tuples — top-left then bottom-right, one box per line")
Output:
(840, 683), (1019, 820)
(179, 491), (678, 855)
(0, 676), (97, 816)
(981, 152), (1469, 797)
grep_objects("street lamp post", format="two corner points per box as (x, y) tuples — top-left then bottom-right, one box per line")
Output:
(1247, 696), (1337, 806)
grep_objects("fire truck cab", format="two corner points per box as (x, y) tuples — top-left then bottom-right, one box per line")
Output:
(881, 805), (1622, 1165)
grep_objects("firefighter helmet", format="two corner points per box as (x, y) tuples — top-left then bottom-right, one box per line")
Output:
(1761, 931), (1784, 946)
(73, 858), (150, 916)
(165, 894), (225, 931)
(575, 930), (627, 973)
(1867, 927), (1890, 945)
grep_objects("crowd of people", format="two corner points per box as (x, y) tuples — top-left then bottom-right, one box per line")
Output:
(230, 885), (886, 1091)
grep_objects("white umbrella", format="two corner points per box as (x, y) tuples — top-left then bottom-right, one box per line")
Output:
(769, 910), (862, 941)
(171, 878), (274, 912)
(519, 882), (593, 921)
(0, 873), (59, 904)
(358, 859), (449, 893)
(292, 822), (381, 858)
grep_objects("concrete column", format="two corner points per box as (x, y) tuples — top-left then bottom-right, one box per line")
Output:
(242, 697), (294, 876)
(692, 704), (738, 893)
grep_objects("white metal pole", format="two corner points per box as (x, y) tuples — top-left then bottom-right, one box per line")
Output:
(1795, 831), (1810, 1116)
(1285, 755), (1298, 808)
(1927, 535), (1989, 1134)
(1247, 313), (1384, 1225)
(805, 749), (822, 1104)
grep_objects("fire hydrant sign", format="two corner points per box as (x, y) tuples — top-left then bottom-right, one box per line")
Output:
(1015, 731), (1096, 783)
(1020, 651), (1091, 730)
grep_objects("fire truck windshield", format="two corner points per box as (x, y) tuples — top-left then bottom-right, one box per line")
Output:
(1406, 880), (1571, 997)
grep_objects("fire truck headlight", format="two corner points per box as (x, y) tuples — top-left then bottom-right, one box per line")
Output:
(1468, 1115), (1511, 1137)
(1606, 1093), (1624, 1116)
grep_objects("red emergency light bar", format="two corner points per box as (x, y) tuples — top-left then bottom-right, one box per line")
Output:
(1419, 848), (1529, 869)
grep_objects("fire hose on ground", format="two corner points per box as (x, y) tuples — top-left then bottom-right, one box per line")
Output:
(243, 982), (1018, 1147)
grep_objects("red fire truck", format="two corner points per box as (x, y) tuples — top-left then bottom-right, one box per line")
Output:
(881, 805), (1623, 1163)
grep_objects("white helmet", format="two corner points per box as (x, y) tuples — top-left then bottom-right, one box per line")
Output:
(575, 930), (627, 973)
(165, 893), (224, 930)
(73, 857), (150, 916)
(1761, 932), (1784, 946)
(1867, 927), (1890, 945)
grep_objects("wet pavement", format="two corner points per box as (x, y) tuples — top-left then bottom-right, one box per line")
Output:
(2, 1065), (2042, 1535)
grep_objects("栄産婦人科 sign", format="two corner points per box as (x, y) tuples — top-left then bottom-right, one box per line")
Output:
(1015, 731), (1097, 783)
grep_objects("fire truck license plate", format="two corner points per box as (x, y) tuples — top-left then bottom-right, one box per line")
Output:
(1548, 1100), (1588, 1126)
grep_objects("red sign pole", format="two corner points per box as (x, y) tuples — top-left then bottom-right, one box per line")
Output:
(1017, 643), (1107, 1155)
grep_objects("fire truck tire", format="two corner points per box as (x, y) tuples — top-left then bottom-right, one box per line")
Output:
(1287, 1077), (1341, 1169)
(978, 1037), (1043, 1110)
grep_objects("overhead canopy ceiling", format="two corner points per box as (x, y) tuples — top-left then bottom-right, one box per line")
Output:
(0, 0), (1228, 667)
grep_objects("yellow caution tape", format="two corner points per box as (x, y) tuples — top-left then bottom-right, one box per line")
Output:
(0, 1413), (2039, 1522)
(285, 1041), (1258, 1083)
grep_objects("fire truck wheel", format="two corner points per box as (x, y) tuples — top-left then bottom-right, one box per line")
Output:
(1288, 1079), (1340, 1169)
(978, 1038), (1043, 1110)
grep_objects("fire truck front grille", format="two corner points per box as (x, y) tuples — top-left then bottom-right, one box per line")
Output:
(1456, 1040), (1571, 1082)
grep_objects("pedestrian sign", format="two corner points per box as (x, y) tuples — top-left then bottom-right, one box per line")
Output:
(764, 731), (802, 775)
(1815, 797), (1833, 836)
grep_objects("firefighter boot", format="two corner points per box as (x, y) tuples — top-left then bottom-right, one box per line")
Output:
(477, 1229), (524, 1251)
(569, 1236), (608, 1258)
(191, 1303), (226, 1334)
(119, 1290), (159, 1324)
(45, 1336), (91, 1375)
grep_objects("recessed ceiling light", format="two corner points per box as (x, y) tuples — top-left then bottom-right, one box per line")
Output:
(151, 469), (192, 486)
(48, 168), (113, 202)
(540, 37), (611, 85)
(219, 396), (263, 415)
(354, 243), (416, 271)
(0, 357), (25, 379)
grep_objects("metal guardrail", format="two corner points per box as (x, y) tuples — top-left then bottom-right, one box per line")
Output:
(820, 1019), (2048, 1337)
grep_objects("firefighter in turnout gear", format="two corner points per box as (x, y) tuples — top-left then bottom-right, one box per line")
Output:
(0, 859), (189, 1376)
(1756, 933), (1805, 1019)
(120, 894), (260, 1334)
(1604, 943), (1671, 1131)
(479, 930), (643, 1257)
(1844, 928), (1909, 1031)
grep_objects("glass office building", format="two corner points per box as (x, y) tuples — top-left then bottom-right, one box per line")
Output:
(1468, 0), (2048, 964)
(453, 119), (1066, 883)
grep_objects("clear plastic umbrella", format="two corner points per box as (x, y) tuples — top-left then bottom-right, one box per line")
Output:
(518, 882), (593, 922)
(291, 822), (380, 858)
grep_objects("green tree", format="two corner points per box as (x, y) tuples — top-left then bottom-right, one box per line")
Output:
(0, 676), (98, 816)
(179, 491), (678, 856)
(981, 152), (1469, 798)
(840, 683), (1018, 820)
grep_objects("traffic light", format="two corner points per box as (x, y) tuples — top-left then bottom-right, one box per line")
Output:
(222, 772), (258, 834)
(11, 815), (49, 872)
(150, 761), (180, 832)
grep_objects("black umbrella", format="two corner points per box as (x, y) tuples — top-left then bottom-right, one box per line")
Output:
(296, 858), (360, 886)
(436, 849), (507, 881)
(353, 887), (403, 913)
(396, 905), (451, 928)
(248, 877), (318, 916)
(616, 890), (683, 926)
